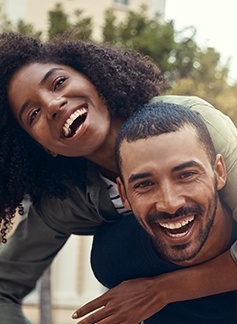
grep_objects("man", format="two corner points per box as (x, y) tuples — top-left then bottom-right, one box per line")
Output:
(111, 102), (237, 323)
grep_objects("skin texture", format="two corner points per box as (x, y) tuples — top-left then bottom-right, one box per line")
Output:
(117, 127), (231, 266)
(1, 33), (236, 324)
(8, 63), (124, 169)
(71, 126), (237, 324)
(0, 32), (164, 241)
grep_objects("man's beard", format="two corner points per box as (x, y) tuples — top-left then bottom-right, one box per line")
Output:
(146, 191), (218, 263)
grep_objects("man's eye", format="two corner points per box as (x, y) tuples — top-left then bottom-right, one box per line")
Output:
(180, 171), (197, 179)
(135, 181), (153, 189)
(54, 77), (67, 90)
(29, 109), (40, 124)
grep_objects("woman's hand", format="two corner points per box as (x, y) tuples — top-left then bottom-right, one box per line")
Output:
(72, 277), (166, 323)
(72, 250), (237, 323)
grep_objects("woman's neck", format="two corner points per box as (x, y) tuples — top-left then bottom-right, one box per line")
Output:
(98, 166), (119, 182)
(84, 116), (123, 180)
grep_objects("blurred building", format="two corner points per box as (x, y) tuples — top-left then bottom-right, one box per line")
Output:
(0, 0), (166, 322)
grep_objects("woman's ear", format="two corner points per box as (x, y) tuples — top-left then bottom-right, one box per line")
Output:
(214, 154), (227, 191)
(116, 177), (132, 210)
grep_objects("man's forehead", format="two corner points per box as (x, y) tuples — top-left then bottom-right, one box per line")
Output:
(119, 127), (208, 174)
(120, 126), (199, 154)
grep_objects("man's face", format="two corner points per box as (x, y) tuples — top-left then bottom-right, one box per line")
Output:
(117, 126), (226, 264)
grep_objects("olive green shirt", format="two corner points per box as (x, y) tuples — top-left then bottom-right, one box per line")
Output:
(0, 95), (236, 323)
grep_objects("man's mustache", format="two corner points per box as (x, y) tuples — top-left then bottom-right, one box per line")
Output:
(146, 205), (204, 225)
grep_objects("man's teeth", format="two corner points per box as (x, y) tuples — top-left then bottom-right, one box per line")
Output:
(63, 108), (87, 137)
(158, 215), (194, 230)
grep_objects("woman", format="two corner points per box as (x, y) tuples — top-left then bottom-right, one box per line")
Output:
(0, 32), (236, 323)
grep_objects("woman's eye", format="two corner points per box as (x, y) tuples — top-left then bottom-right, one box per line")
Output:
(54, 77), (67, 90)
(29, 109), (40, 124)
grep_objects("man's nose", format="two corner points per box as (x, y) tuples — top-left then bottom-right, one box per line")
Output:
(155, 183), (186, 215)
(46, 96), (67, 120)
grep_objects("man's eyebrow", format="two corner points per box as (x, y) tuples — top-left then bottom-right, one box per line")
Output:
(172, 160), (201, 172)
(39, 67), (64, 86)
(128, 172), (153, 184)
(127, 161), (201, 183)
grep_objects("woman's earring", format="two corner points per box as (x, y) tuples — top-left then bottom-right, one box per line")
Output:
(49, 151), (58, 157)
(44, 148), (58, 157)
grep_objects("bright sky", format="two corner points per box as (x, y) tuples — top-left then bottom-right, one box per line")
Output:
(165, 0), (237, 84)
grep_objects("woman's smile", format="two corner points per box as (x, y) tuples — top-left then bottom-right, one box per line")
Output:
(62, 104), (88, 138)
(8, 62), (115, 158)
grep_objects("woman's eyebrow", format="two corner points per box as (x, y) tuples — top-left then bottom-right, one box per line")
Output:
(39, 67), (64, 86)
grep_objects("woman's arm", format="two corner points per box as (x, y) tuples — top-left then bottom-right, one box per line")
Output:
(72, 249), (237, 323)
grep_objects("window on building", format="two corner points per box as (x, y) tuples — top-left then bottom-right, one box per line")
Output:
(114, 0), (129, 6)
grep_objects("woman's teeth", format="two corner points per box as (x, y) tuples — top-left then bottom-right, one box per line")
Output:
(63, 108), (87, 137)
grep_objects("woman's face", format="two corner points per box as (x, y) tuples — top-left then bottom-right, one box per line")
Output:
(8, 62), (113, 157)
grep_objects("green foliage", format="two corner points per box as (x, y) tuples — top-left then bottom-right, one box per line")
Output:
(48, 3), (70, 40)
(47, 3), (93, 41)
(165, 27), (235, 124)
(213, 83), (237, 126)
(0, 6), (41, 37)
(0, 11), (12, 31)
(71, 9), (93, 41)
(16, 20), (42, 38)
(102, 9), (118, 43)
(100, 5), (237, 124)
(102, 6), (176, 71)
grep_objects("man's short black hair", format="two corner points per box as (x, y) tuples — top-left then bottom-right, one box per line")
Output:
(115, 102), (216, 178)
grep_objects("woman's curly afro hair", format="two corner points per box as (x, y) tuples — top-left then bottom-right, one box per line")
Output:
(0, 32), (164, 242)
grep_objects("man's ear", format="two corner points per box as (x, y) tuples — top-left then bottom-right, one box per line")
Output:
(214, 154), (227, 190)
(116, 177), (132, 210)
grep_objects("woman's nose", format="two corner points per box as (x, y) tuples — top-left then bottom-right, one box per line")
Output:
(46, 96), (67, 120)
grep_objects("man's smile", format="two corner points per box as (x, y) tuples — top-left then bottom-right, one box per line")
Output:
(158, 214), (195, 238)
